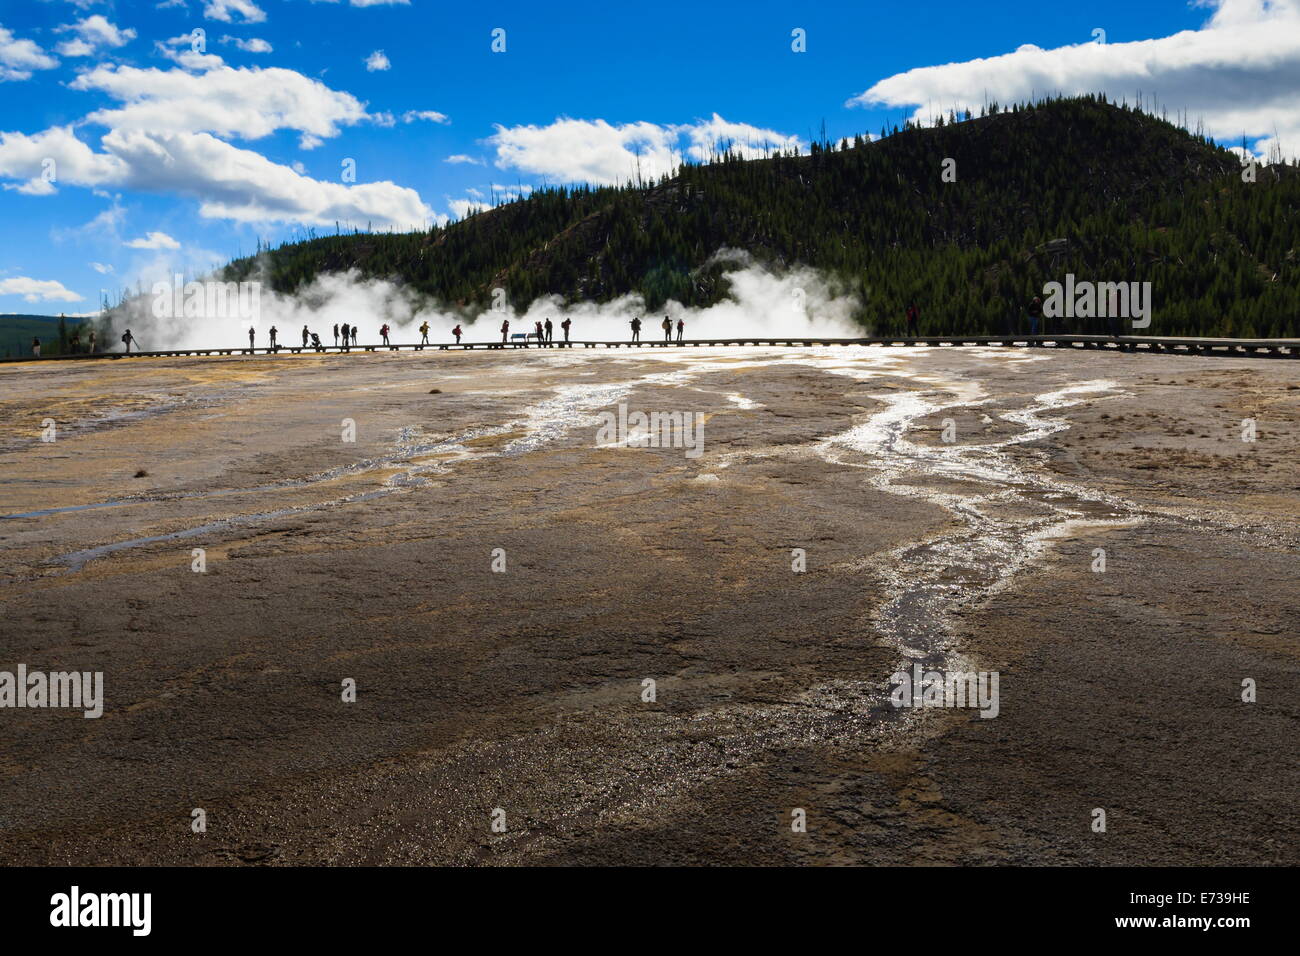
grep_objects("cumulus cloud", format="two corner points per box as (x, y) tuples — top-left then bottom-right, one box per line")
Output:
(403, 110), (448, 124)
(365, 49), (390, 71)
(126, 231), (181, 249)
(203, 0), (266, 24)
(55, 15), (137, 57)
(70, 62), (372, 141)
(444, 154), (483, 165)
(221, 35), (273, 53)
(0, 24), (59, 81)
(0, 126), (433, 227)
(488, 115), (802, 186)
(850, 0), (1300, 159)
(0, 277), (83, 303)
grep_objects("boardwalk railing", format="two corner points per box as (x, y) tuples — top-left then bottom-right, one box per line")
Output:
(5, 334), (1299, 363)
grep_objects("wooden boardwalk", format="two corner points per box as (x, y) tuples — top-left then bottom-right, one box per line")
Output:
(5, 334), (1299, 364)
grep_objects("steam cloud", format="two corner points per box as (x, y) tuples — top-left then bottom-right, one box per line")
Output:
(109, 249), (868, 351)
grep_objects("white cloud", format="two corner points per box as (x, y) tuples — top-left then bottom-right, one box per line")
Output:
(203, 0), (266, 23)
(349, 0), (410, 6)
(126, 231), (181, 249)
(850, 0), (1300, 159)
(365, 49), (390, 71)
(0, 277), (83, 303)
(91, 261), (115, 274)
(487, 115), (802, 185)
(403, 110), (448, 124)
(70, 63), (371, 141)
(55, 15), (137, 57)
(444, 154), (483, 165)
(221, 35), (273, 53)
(0, 126), (433, 228)
(0, 25), (59, 81)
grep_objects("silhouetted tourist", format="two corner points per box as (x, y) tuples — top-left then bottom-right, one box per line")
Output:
(544, 317), (553, 344)
(676, 318), (685, 343)
(419, 321), (430, 345)
(501, 319), (509, 344)
(302, 325), (309, 348)
(380, 323), (390, 346)
(269, 325), (278, 348)
(561, 317), (571, 343)
(453, 324), (462, 344)
(121, 329), (134, 353)
(1027, 295), (1043, 340)
(351, 326), (358, 346)
(249, 327), (255, 350)
(340, 322), (350, 348)
(630, 317), (641, 342)
(333, 323), (340, 346)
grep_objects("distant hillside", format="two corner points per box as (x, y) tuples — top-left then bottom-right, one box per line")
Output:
(216, 95), (1299, 338)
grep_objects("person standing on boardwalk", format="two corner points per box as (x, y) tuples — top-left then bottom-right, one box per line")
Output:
(419, 320), (430, 345)
(269, 325), (278, 349)
(905, 303), (919, 336)
(88, 329), (96, 353)
(662, 316), (672, 342)
(333, 324), (340, 346)
(340, 322), (349, 348)
(544, 317), (553, 344)
(630, 316), (641, 342)
(380, 323), (391, 346)
(534, 320), (544, 347)
(500, 318), (509, 344)
(121, 329), (135, 353)
(32, 337), (40, 357)
(302, 325), (309, 348)
(561, 317), (571, 343)
(676, 318), (685, 343)
(248, 327), (255, 350)
(351, 326), (358, 346)
(453, 324), (462, 344)
(1027, 295), (1042, 340)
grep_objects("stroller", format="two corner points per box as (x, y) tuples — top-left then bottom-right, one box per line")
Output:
(310, 332), (324, 350)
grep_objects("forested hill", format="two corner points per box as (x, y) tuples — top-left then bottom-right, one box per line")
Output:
(219, 96), (1300, 338)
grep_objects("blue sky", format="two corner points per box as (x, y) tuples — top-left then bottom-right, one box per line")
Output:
(2, 0), (1297, 315)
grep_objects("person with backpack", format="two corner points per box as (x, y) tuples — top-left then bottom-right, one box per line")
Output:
(1027, 295), (1043, 340)
(676, 318), (685, 343)
(453, 324), (462, 344)
(561, 317), (571, 343)
(381, 323), (390, 346)
(630, 316), (641, 342)
(121, 329), (134, 353)
(340, 322), (350, 348)
(662, 316), (672, 343)
(419, 321), (430, 345)
(500, 319), (509, 344)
